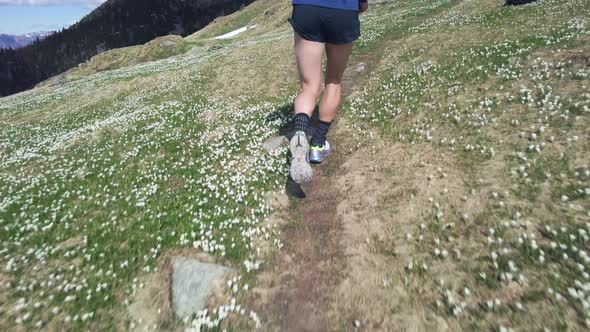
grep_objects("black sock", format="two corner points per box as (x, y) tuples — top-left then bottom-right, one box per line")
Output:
(311, 120), (332, 147)
(293, 113), (310, 133)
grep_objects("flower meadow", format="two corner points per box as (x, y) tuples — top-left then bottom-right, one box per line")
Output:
(0, 0), (589, 330)
(343, 0), (590, 330)
(0, 21), (297, 330)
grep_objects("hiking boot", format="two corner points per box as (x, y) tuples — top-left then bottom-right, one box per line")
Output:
(309, 141), (331, 164)
(289, 130), (312, 184)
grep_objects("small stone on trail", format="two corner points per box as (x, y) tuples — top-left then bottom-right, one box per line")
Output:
(171, 257), (234, 318)
(262, 135), (288, 152)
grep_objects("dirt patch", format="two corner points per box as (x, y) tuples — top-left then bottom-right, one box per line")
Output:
(247, 166), (346, 331)
(327, 119), (462, 331)
(127, 266), (174, 331)
(127, 252), (179, 331)
(0, 273), (12, 331)
(58, 235), (85, 249)
(243, 116), (465, 331)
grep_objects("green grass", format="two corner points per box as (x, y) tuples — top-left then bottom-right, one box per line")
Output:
(197, 5), (265, 39)
(0, 43), (292, 329)
(1, 0), (589, 330)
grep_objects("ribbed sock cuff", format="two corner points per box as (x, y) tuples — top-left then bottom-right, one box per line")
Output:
(311, 120), (332, 147)
(293, 113), (310, 133)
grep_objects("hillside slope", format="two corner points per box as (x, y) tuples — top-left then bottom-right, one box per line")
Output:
(0, 0), (255, 97)
(0, 0), (589, 331)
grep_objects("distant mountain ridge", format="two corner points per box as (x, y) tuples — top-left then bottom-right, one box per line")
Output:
(0, 31), (54, 49)
(0, 0), (256, 97)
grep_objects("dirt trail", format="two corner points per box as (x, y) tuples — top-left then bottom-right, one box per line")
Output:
(249, 64), (444, 331)
(247, 60), (453, 330)
(250, 163), (346, 331)
(244, 63), (360, 331)
(251, 122), (446, 331)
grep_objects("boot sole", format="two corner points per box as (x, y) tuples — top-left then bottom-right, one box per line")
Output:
(289, 135), (312, 184)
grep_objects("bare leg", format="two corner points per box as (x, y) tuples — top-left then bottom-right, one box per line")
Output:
(319, 42), (353, 122)
(293, 33), (325, 118)
(289, 33), (324, 184)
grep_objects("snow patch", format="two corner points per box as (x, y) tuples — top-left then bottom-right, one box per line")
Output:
(212, 25), (258, 40)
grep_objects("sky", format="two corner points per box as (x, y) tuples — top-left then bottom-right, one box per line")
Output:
(0, 0), (106, 35)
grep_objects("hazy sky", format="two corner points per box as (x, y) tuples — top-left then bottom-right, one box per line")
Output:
(0, 0), (106, 34)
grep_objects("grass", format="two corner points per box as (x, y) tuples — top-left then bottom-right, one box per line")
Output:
(0, 0), (589, 330)
(197, 7), (261, 39)
(0, 25), (294, 329)
(341, 0), (590, 330)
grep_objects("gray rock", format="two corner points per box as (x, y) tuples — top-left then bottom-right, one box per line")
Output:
(262, 135), (288, 153)
(160, 40), (177, 48)
(171, 258), (233, 318)
(356, 62), (367, 73)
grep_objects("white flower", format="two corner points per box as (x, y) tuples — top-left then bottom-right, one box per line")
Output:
(463, 288), (470, 297)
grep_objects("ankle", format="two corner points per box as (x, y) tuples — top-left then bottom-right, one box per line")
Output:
(293, 113), (310, 133)
(311, 120), (332, 147)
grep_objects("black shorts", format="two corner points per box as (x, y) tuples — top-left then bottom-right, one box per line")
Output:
(288, 4), (361, 45)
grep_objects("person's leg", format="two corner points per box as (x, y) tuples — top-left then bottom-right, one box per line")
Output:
(289, 32), (324, 184)
(320, 42), (353, 121)
(293, 32), (324, 133)
(311, 42), (353, 148)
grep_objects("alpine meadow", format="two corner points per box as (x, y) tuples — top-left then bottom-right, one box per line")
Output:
(0, 0), (589, 331)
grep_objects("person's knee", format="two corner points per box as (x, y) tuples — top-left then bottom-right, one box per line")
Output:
(301, 82), (322, 99)
(325, 71), (344, 85)
(324, 81), (342, 94)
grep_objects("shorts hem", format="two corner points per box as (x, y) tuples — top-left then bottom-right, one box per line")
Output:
(288, 17), (325, 43)
(325, 34), (360, 45)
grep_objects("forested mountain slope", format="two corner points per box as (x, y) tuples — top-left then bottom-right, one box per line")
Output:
(0, 0), (255, 97)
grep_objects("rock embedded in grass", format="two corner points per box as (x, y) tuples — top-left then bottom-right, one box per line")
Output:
(171, 257), (235, 318)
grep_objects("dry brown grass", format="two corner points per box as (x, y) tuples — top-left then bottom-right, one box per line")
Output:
(185, 0), (292, 41)
(203, 35), (298, 102)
